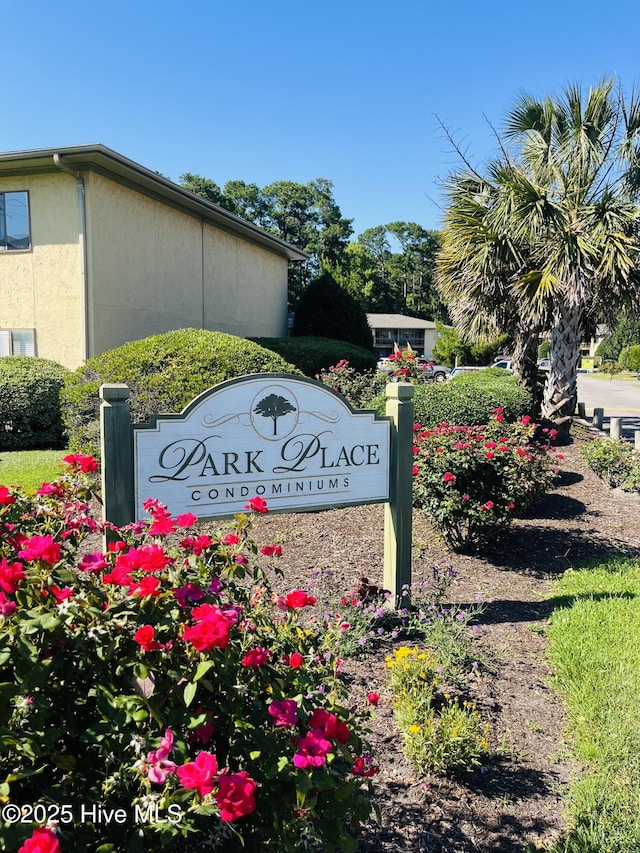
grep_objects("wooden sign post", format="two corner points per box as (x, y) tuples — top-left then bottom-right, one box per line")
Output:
(100, 375), (414, 604)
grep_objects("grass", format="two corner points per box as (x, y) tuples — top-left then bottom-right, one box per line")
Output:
(544, 555), (640, 852)
(0, 448), (70, 490)
(585, 369), (637, 382)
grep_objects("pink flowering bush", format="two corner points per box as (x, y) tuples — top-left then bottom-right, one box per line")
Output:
(0, 462), (376, 852)
(383, 346), (431, 383)
(412, 410), (560, 551)
(315, 359), (387, 409)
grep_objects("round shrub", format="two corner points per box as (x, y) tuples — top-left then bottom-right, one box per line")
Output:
(370, 369), (533, 427)
(0, 357), (70, 451)
(61, 329), (302, 455)
(618, 344), (640, 371)
(250, 336), (377, 376)
(412, 412), (558, 550)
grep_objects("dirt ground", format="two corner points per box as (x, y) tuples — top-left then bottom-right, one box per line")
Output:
(248, 428), (640, 852)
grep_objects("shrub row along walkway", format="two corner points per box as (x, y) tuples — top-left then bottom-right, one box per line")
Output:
(251, 432), (640, 851)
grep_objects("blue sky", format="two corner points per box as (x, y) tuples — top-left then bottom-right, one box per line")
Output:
(6, 0), (640, 237)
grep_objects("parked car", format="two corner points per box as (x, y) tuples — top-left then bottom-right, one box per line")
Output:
(447, 366), (485, 380)
(417, 358), (452, 382)
(538, 358), (551, 371)
(376, 357), (452, 382)
(491, 359), (514, 371)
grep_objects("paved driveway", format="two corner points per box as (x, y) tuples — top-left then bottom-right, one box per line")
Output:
(575, 373), (640, 438)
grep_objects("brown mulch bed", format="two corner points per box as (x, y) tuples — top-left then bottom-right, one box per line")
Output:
(248, 430), (640, 852)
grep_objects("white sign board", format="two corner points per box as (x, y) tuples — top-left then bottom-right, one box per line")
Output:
(133, 375), (390, 520)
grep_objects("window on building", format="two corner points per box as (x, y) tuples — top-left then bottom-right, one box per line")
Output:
(0, 191), (31, 251)
(0, 329), (36, 356)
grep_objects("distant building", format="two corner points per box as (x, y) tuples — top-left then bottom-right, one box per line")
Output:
(0, 145), (307, 368)
(367, 313), (440, 359)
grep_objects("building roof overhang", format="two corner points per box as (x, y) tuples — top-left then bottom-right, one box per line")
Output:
(0, 144), (309, 262)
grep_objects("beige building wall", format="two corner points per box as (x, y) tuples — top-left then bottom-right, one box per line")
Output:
(0, 174), (84, 368)
(85, 174), (288, 358)
(203, 226), (288, 338)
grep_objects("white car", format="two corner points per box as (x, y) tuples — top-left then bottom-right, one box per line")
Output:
(492, 359), (514, 371)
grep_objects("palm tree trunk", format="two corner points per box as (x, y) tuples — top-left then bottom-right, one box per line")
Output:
(512, 326), (541, 406)
(542, 303), (584, 424)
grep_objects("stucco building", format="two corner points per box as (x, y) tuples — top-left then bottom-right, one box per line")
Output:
(0, 145), (306, 369)
(367, 313), (440, 359)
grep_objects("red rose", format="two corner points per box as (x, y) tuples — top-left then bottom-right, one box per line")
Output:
(183, 605), (231, 651)
(18, 534), (61, 565)
(134, 624), (162, 652)
(245, 496), (268, 513)
(0, 485), (16, 505)
(63, 452), (98, 473)
(260, 544), (283, 557)
(215, 771), (257, 821)
(0, 558), (26, 594)
(309, 708), (350, 743)
(284, 589), (317, 609)
(177, 751), (219, 796)
(18, 826), (61, 853)
(241, 647), (272, 667)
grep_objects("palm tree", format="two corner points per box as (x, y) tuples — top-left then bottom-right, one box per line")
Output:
(438, 78), (640, 425)
(438, 173), (542, 400)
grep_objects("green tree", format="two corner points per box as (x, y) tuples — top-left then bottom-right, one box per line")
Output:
(292, 270), (373, 351)
(179, 173), (235, 211)
(222, 180), (268, 223)
(386, 222), (444, 318)
(437, 171), (542, 398)
(596, 316), (640, 361)
(352, 224), (445, 319)
(438, 78), (640, 424)
(259, 179), (353, 306)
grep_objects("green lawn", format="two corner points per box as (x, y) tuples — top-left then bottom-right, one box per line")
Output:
(545, 556), (640, 852)
(585, 369), (637, 382)
(0, 449), (70, 490)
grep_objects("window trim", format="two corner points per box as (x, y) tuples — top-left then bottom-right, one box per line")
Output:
(0, 190), (32, 253)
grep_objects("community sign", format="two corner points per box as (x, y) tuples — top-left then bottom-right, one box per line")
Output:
(132, 374), (391, 520)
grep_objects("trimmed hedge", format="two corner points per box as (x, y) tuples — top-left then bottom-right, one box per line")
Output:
(0, 357), (70, 451)
(371, 368), (533, 426)
(250, 336), (377, 376)
(61, 329), (302, 454)
(618, 345), (640, 371)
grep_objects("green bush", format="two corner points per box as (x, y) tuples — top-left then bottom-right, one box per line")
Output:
(0, 357), (70, 451)
(581, 437), (640, 491)
(250, 336), (377, 377)
(370, 369), (533, 427)
(618, 345), (640, 371)
(538, 339), (551, 359)
(315, 360), (388, 409)
(61, 329), (302, 455)
(292, 271), (374, 352)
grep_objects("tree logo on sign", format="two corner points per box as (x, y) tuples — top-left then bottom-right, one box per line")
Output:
(253, 394), (297, 436)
